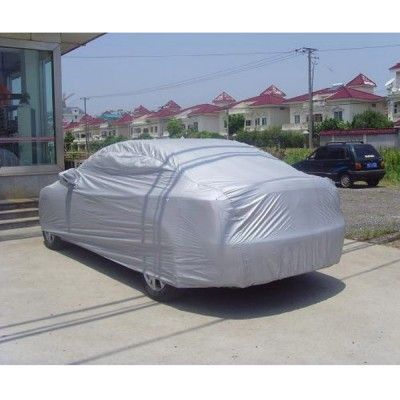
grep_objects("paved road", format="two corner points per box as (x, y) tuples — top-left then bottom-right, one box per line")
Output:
(1, 236), (400, 364)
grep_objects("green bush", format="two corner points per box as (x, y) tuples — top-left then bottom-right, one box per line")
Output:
(235, 126), (305, 148)
(380, 148), (400, 183)
(351, 110), (394, 129)
(315, 118), (351, 133)
(186, 130), (225, 139)
(137, 133), (153, 139)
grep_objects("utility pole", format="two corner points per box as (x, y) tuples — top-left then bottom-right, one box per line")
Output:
(298, 47), (317, 148)
(226, 108), (230, 140)
(80, 96), (90, 153)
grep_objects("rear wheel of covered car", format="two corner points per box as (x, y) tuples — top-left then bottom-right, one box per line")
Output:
(367, 178), (380, 187)
(143, 273), (180, 302)
(340, 173), (352, 188)
(42, 231), (65, 251)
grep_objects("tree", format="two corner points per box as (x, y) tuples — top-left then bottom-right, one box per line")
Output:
(228, 114), (245, 136)
(351, 110), (394, 129)
(166, 118), (185, 138)
(64, 131), (75, 151)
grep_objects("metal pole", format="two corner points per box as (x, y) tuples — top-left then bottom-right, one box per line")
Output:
(226, 108), (230, 140)
(302, 47), (317, 149)
(308, 50), (313, 148)
(81, 97), (89, 153)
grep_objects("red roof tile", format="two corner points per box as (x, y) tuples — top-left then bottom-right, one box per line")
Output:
(148, 100), (181, 119)
(133, 105), (150, 117)
(187, 103), (222, 116)
(327, 86), (383, 101)
(389, 62), (400, 71)
(79, 114), (106, 125)
(63, 121), (80, 130)
(250, 94), (286, 106)
(285, 84), (382, 103)
(285, 87), (337, 103)
(114, 113), (134, 124)
(259, 85), (286, 97)
(212, 91), (236, 104)
(346, 73), (376, 87)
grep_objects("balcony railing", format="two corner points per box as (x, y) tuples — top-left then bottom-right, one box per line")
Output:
(282, 123), (308, 131)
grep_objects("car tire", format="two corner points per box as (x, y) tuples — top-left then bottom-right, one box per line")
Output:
(143, 273), (180, 302)
(340, 173), (352, 188)
(367, 179), (380, 187)
(42, 231), (65, 251)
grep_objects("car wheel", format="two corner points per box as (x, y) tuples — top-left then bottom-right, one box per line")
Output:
(143, 272), (180, 302)
(340, 173), (352, 188)
(42, 231), (65, 250)
(367, 179), (379, 187)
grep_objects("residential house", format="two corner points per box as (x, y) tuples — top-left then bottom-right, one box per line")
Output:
(110, 113), (134, 138)
(131, 100), (181, 138)
(66, 114), (108, 151)
(174, 92), (236, 136)
(130, 105), (156, 138)
(229, 85), (290, 130)
(386, 62), (400, 126)
(63, 104), (84, 123)
(283, 73), (386, 131)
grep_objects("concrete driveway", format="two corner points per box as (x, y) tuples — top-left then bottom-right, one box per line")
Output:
(1, 235), (400, 364)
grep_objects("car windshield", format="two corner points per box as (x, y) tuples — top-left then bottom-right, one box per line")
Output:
(352, 144), (380, 159)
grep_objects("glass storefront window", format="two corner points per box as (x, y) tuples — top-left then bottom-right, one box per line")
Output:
(0, 46), (55, 167)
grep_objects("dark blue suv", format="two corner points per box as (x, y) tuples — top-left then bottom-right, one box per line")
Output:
(292, 142), (385, 188)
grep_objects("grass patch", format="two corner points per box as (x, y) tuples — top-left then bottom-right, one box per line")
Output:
(346, 226), (398, 241)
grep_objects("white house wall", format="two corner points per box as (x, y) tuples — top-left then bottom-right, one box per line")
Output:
(287, 100), (386, 130)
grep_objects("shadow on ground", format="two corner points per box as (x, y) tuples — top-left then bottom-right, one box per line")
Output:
(59, 242), (346, 320)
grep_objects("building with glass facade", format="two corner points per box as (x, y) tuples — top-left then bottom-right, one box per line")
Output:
(0, 33), (102, 199)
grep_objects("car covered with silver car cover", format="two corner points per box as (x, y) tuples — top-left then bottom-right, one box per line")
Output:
(39, 139), (345, 299)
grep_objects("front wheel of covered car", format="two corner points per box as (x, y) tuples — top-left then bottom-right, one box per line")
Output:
(42, 231), (65, 251)
(340, 173), (352, 188)
(143, 273), (180, 302)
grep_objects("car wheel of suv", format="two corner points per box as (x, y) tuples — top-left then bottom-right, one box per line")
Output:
(42, 231), (65, 250)
(367, 179), (379, 187)
(340, 174), (352, 188)
(143, 273), (180, 302)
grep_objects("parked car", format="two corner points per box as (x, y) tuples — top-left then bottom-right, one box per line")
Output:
(292, 142), (385, 188)
(39, 139), (345, 301)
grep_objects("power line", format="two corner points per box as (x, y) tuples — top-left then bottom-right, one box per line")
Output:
(63, 42), (400, 59)
(87, 52), (299, 99)
(64, 50), (295, 59)
(319, 43), (400, 52)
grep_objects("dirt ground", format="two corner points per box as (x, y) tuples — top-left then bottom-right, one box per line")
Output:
(338, 183), (400, 239)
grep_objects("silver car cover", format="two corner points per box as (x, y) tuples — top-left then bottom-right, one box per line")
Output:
(39, 139), (345, 288)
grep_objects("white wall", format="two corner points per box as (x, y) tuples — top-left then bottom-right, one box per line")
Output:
(320, 133), (400, 148)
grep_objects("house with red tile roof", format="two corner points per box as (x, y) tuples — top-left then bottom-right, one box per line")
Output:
(131, 100), (182, 138)
(131, 94), (233, 137)
(229, 85), (290, 131)
(174, 102), (226, 135)
(283, 73), (386, 131)
(386, 62), (400, 125)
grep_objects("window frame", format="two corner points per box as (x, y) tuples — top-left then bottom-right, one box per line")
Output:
(333, 110), (343, 121)
(0, 37), (63, 177)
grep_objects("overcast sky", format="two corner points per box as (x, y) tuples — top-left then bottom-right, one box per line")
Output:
(61, 33), (400, 115)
